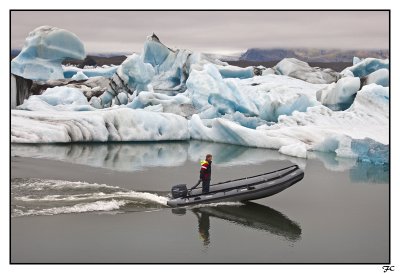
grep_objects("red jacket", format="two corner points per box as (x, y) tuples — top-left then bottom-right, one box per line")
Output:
(200, 160), (212, 181)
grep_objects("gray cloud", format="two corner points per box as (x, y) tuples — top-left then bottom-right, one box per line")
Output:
(11, 10), (389, 54)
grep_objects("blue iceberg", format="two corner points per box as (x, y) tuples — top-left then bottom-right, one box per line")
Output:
(11, 26), (86, 81)
(351, 138), (388, 165)
(342, 57), (389, 78)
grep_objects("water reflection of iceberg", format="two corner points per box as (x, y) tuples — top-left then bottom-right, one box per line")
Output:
(349, 162), (389, 184)
(11, 142), (188, 172)
(11, 141), (388, 184)
(308, 151), (389, 184)
(172, 202), (302, 245)
(307, 151), (358, 172)
(11, 141), (304, 172)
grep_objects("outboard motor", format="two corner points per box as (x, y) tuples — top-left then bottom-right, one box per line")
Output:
(171, 184), (188, 198)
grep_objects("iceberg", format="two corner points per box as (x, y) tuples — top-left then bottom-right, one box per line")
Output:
(10, 32), (388, 165)
(189, 83), (388, 162)
(273, 58), (339, 84)
(11, 108), (189, 143)
(11, 26), (86, 80)
(88, 34), (246, 109)
(350, 138), (388, 165)
(364, 68), (389, 87)
(342, 57), (389, 78)
(187, 65), (322, 122)
(71, 71), (89, 81)
(90, 54), (155, 108)
(142, 34), (193, 94)
(316, 77), (361, 110)
(88, 34), (202, 109)
(217, 65), (254, 79)
(63, 65), (118, 79)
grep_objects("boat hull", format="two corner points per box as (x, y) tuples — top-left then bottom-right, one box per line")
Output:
(167, 165), (304, 207)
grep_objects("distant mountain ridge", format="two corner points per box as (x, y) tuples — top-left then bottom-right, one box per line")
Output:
(11, 47), (389, 65)
(239, 48), (389, 62)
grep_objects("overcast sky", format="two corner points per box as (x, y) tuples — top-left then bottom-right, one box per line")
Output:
(11, 10), (389, 55)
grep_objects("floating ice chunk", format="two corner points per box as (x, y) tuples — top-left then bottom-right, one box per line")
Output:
(351, 138), (388, 165)
(63, 65), (117, 79)
(217, 65), (254, 79)
(316, 77), (360, 110)
(71, 71), (89, 81)
(11, 108), (189, 143)
(274, 58), (339, 84)
(11, 26), (85, 80)
(17, 86), (92, 111)
(279, 143), (308, 158)
(342, 57), (389, 78)
(365, 68), (389, 87)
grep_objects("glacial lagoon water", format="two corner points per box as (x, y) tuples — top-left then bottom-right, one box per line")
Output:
(11, 141), (389, 263)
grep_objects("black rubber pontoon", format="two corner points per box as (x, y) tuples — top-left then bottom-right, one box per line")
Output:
(167, 165), (304, 207)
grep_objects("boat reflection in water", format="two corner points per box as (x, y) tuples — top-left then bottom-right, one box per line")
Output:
(172, 202), (302, 246)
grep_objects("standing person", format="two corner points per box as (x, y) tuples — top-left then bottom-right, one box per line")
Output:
(199, 154), (212, 194)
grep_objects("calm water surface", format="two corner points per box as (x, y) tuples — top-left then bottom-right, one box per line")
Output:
(11, 141), (389, 263)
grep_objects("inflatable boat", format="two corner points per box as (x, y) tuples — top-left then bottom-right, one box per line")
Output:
(167, 165), (304, 207)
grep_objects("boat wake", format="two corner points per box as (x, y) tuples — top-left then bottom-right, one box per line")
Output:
(11, 178), (169, 217)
